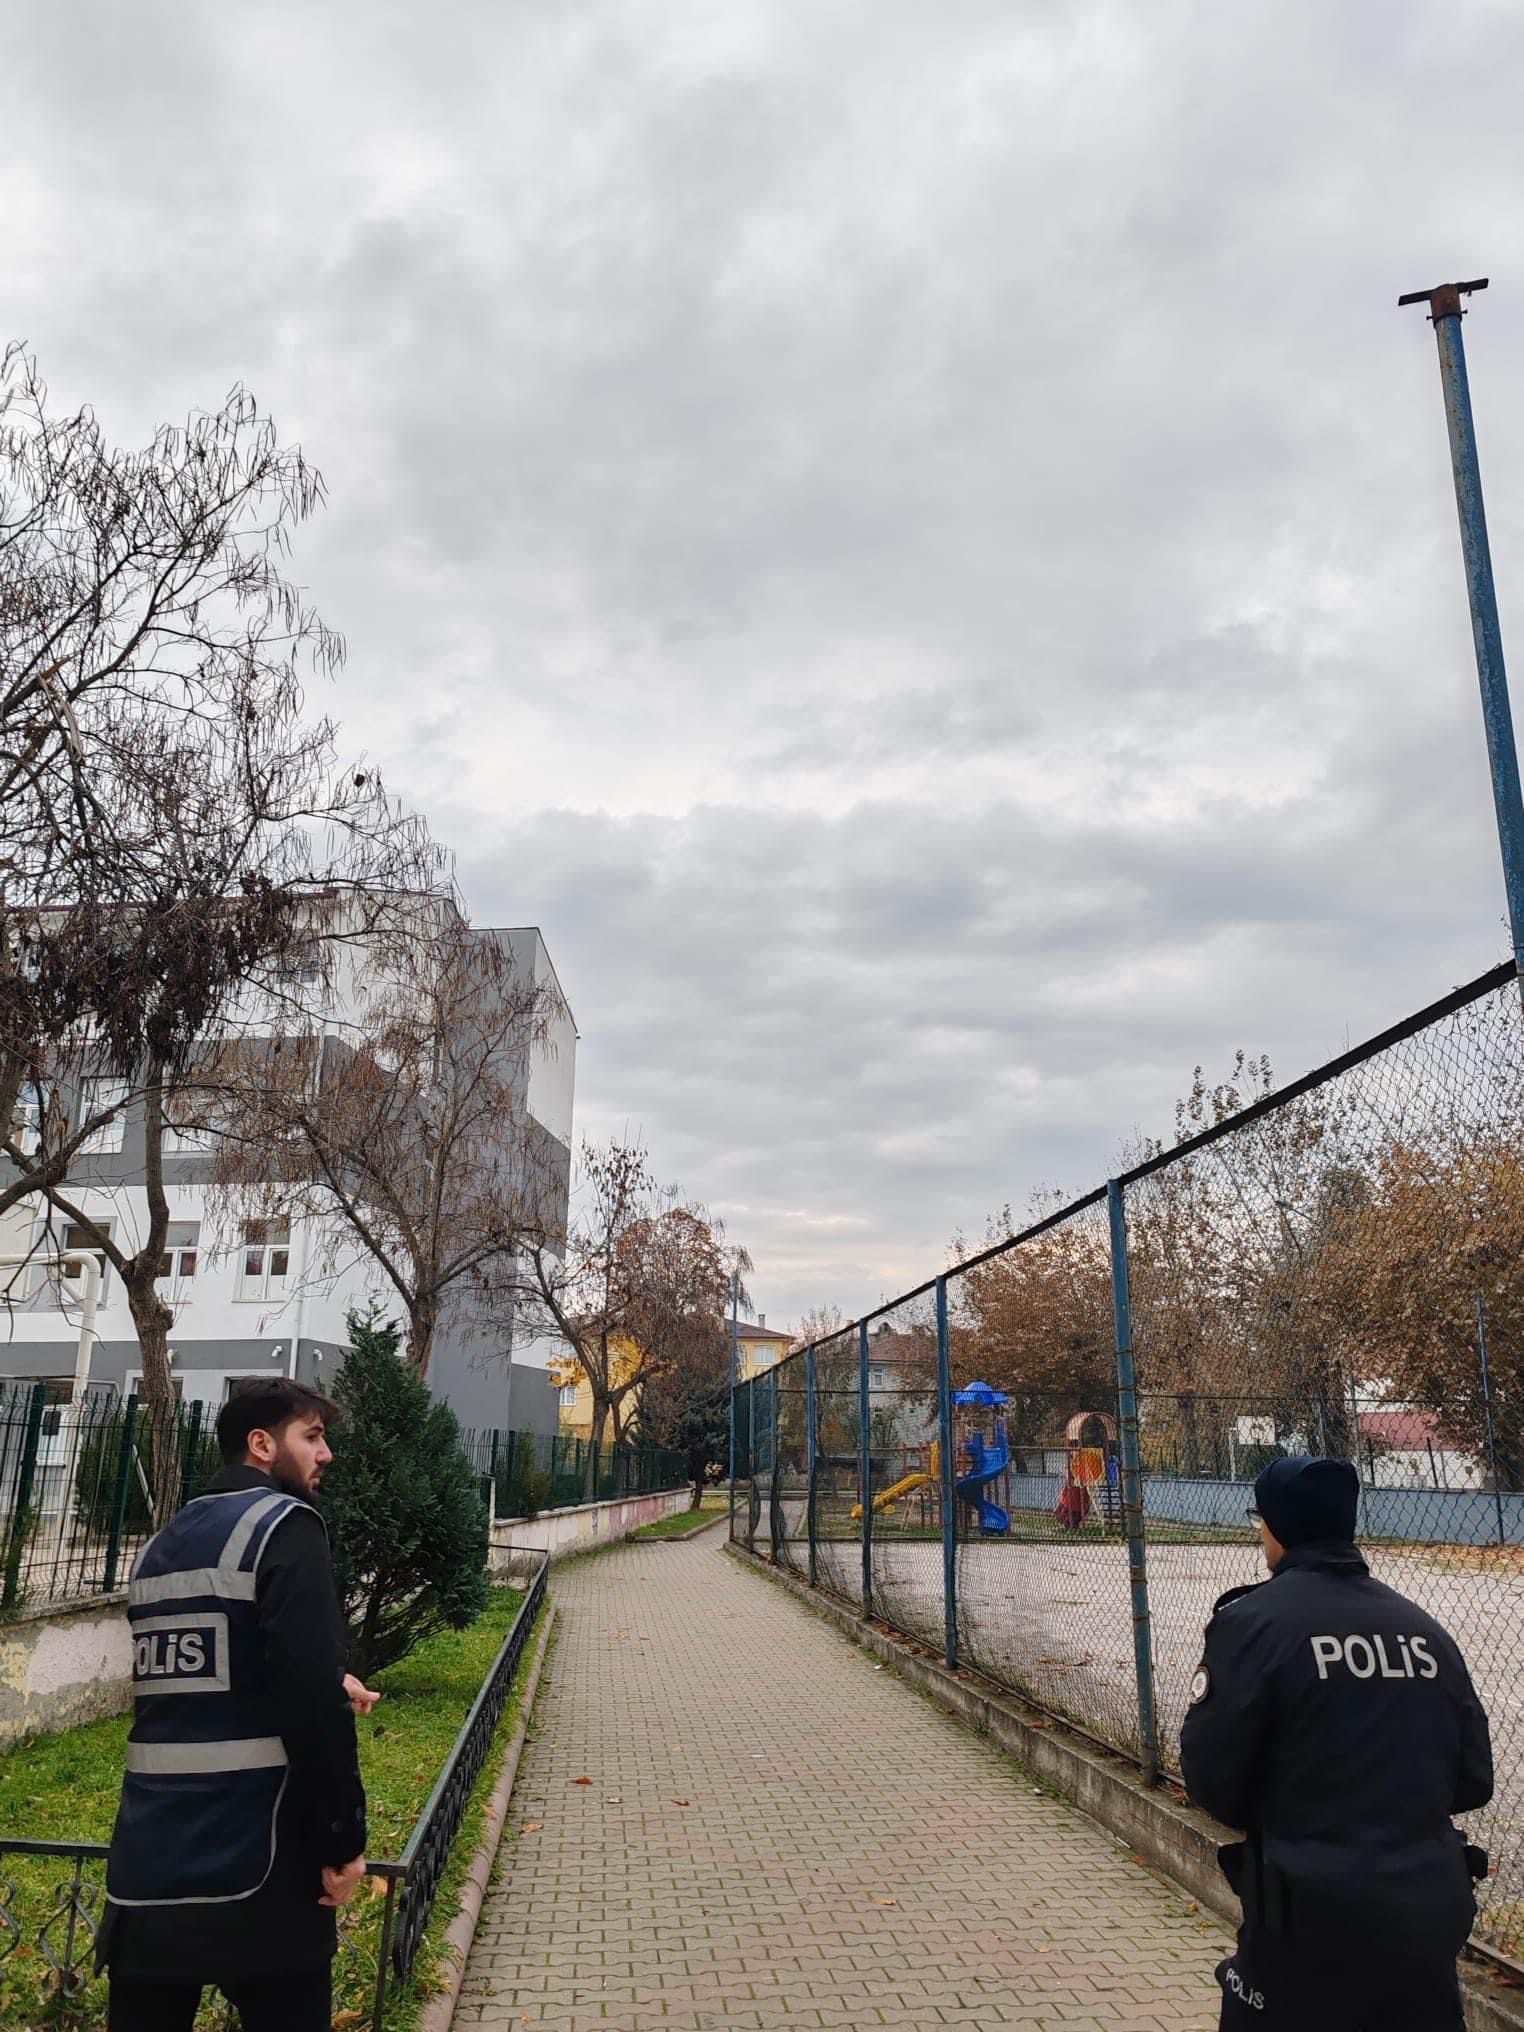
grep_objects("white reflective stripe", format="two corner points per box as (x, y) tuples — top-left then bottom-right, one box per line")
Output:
(126, 1736), (288, 1776)
(131, 1567), (258, 1605)
(219, 1492), (289, 1575)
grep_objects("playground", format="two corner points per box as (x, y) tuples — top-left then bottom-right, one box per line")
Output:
(746, 1378), (1524, 1952)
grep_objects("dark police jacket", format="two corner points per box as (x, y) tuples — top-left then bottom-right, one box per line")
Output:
(101, 1466), (366, 1982)
(1179, 1540), (1493, 1959)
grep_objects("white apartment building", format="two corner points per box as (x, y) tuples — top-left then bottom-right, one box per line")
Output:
(0, 911), (575, 1438)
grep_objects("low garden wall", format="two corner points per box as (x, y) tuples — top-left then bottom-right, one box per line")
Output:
(1004, 1471), (1524, 1545)
(0, 1593), (131, 1750)
(490, 1484), (689, 1567)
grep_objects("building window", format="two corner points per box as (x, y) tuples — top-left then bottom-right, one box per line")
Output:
(33, 1220), (112, 1303)
(164, 1103), (212, 1155)
(752, 1351), (775, 1370)
(155, 1222), (201, 1293)
(79, 1079), (128, 1155)
(236, 1218), (290, 1301)
(10, 1083), (42, 1157)
(558, 1384), (578, 1409)
(870, 1367), (887, 1390)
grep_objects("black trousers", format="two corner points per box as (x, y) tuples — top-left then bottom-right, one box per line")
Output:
(1217, 1929), (1465, 2031)
(107, 1965), (332, 2032)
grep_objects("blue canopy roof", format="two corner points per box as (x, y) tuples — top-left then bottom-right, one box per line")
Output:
(952, 1380), (1008, 1407)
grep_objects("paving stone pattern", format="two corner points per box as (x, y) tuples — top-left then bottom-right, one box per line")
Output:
(457, 1533), (1230, 2030)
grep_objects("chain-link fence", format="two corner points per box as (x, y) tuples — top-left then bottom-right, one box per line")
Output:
(731, 956), (1524, 1960)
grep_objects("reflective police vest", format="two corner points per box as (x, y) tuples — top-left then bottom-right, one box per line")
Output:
(106, 1486), (310, 1908)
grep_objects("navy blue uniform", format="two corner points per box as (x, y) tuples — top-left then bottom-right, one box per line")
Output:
(1180, 1540), (1492, 2029)
(100, 1466), (365, 2025)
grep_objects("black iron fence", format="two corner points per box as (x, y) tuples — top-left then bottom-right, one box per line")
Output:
(0, 1554), (548, 2028)
(459, 1427), (689, 1520)
(0, 1387), (221, 1615)
(0, 1393), (686, 1617)
(734, 956), (1524, 1964)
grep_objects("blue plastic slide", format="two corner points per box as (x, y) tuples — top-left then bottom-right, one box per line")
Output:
(955, 1426), (1010, 1534)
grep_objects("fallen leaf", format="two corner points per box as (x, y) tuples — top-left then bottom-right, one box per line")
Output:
(521, 1823), (544, 1835)
(672, 1799), (691, 1807)
(874, 1897), (897, 1907)
(573, 1776), (594, 1786)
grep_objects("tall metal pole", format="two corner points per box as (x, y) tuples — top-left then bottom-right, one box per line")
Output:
(727, 1270), (739, 1544)
(935, 1278), (957, 1671)
(1400, 277), (1524, 971)
(1107, 1180), (1160, 1785)
(858, 1319), (873, 1621)
(1475, 1291), (1509, 1546)
(806, 1344), (819, 1589)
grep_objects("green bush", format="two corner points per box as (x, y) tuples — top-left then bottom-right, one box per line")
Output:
(492, 1431), (554, 1521)
(323, 1310), (489, 1678)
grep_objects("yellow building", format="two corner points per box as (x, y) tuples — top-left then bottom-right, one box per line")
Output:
(553, 1316), (795, 1428)
(552, 1336), (645, 1440)
(733, 1316), (793, 1381)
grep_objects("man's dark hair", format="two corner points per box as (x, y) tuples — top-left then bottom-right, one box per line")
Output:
(216, 1377), (342, 1465)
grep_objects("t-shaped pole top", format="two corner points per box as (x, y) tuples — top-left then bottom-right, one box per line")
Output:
(1399, 277), (1489, 321)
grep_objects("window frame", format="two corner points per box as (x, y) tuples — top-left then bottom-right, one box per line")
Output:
(79, 1079), (129, 1156)
(235, 1217), (292, 1303)
(154, 1222), (202, 1296)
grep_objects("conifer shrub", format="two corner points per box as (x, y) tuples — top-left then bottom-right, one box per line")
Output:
(323, 1310), (489, 1676)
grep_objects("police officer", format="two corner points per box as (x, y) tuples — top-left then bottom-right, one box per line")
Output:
(101, 1378), (371, 2032)
(1180, 1456), (1493, 2030)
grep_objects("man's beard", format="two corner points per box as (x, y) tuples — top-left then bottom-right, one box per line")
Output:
(269, 1448), (320, 1500)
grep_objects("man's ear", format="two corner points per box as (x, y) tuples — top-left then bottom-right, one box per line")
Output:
(245, 1426), (279, 1468)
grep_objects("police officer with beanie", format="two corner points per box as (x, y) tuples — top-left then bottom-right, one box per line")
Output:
(100, 1378), (372, 2031)
(1180, 1456), (1493, 2030)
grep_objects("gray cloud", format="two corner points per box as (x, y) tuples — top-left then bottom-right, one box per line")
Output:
(5, 0), (1523, 1323)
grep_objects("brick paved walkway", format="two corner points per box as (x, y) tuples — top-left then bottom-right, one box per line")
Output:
(456, 1532), (1230, 2030)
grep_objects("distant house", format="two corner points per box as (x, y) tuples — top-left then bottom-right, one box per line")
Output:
(734, 1317), (793, 1380)
(1356, 1406), (1483, 1491)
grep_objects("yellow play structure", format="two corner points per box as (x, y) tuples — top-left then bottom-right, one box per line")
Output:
(851, 1442), (940, 1520)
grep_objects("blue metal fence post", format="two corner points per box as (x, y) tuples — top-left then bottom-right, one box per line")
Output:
(806, 1344), (819, 1588)
(728, 1271), (740, 1543)
(1400, 278), (1524, 977)
(748, 1376), (758, 1551)
(936, 1277), (957, 1671)
(859, 1319), (872, 1621)
(735, 1389), (747, 1544)
(1107, 1179), (1161, 1784)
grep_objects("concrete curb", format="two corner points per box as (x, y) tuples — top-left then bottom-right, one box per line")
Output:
(417, 1600), (557, 2032)
(726, 1541), (1524, 2032)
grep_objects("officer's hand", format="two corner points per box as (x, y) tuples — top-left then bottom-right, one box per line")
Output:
(320, 1854), (368, 1907)
(343, 1672), (381, 1716)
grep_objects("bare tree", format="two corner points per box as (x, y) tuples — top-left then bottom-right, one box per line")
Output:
(792, 1303), (846, 1350)
(0, 345), (432, 1508)
(213, 907), (561, 1379)
(0, 345), (349, 1215)
(524, 1138), (749, 1494)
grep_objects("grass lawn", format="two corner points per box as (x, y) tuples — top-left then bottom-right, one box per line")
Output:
(0, 1584), (544, 2031)
(626, 1505), (727, 1541)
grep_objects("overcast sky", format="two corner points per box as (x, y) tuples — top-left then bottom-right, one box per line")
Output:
(9, 2), (1524, 1331)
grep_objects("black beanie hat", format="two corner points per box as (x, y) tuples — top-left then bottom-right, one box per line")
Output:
(1253, 1455), (1359, 1548)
